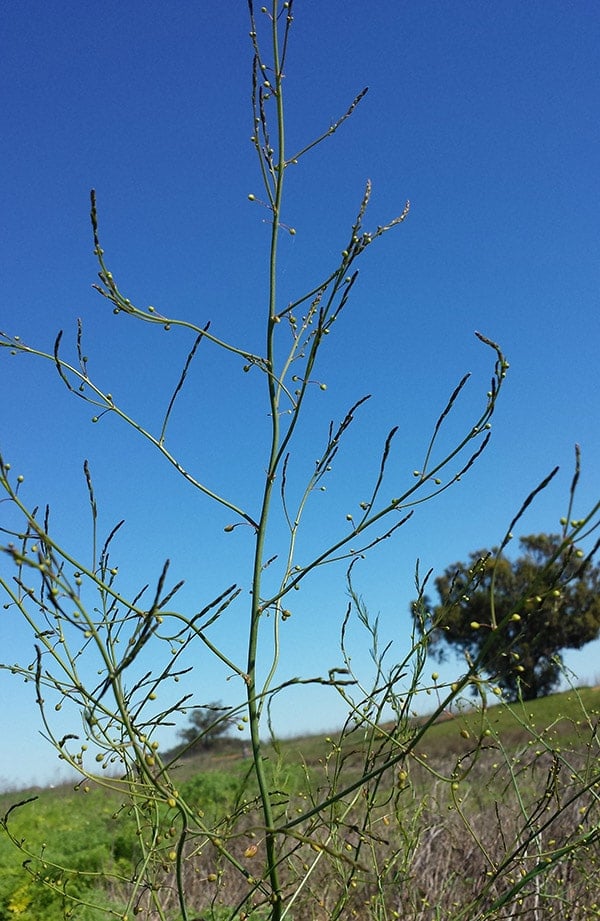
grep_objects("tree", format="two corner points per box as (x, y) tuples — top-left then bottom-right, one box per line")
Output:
(176, 701), (233, 754)
(415, 533), (600, 701)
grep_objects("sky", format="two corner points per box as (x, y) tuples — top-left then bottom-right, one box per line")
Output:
(1, 0), (599, 791)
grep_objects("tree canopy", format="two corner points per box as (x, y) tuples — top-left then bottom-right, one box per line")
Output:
(176, 702), (234, 754)
(413, 533), (600, 701)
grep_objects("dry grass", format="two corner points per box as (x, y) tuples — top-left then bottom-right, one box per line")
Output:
(112, 690), (600, 920)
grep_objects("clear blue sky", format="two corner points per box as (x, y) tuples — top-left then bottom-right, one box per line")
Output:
(1, 1), (599, 790)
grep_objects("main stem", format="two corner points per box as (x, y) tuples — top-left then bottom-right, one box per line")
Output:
(246, 4), (287, 916)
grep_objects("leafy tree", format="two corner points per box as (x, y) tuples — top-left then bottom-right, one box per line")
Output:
(176, 702), (233, 753)
(415, 533), (600, 701)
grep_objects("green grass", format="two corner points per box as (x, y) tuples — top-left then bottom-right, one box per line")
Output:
(410, 685), (600, 756)
(0, 784), (132, 920)
(1, 687), (598, 921)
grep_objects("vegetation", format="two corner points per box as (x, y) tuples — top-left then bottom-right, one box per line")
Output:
(1, 3), (600, 920)
(175, 703), (237, 756)
(416, 532), (600, 701)
(1, 689), (600, 920)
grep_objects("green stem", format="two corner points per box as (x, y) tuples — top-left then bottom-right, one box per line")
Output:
(246, 4), (288, 917)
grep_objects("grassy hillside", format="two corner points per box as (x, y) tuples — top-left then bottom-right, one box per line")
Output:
(1, 687), (599, 920)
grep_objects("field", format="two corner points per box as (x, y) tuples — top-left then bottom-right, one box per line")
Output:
(1, 687), (599, 920)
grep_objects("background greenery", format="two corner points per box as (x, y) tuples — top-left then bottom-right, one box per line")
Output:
(2, 688), (599, 920)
